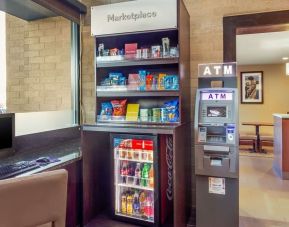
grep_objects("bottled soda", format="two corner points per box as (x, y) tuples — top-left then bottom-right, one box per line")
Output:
(127, 149), (132, 159)
(149, 165), (154, 188)
(121, 192), (127, 214)
(139, 191), (146, 216)
(120, 161), (128, 183)
(141, 163), (149, 187)
(133, 190), (140, 216)
(134, 163), (141, 186)
(127, 163), (135, 184)
(144, 192), (154, 219)
(126, 192), (133, 215)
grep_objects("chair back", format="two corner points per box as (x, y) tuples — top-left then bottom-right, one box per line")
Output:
(0, 169), (68, 227)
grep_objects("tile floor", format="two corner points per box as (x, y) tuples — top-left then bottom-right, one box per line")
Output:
(239, 155), (289, 227)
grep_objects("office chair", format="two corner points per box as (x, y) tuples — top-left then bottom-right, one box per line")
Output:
(0, 169), (68, 227)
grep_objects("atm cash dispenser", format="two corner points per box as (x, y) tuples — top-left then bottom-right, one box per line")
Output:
(195, 88), (239, 227)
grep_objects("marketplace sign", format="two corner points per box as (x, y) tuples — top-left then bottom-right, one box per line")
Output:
(91, 0), (177, 36)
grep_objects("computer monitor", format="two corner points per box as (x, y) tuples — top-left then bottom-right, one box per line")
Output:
(0, 113), (15, 158)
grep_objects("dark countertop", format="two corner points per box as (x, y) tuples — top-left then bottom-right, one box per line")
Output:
(0, 138), (81, 167)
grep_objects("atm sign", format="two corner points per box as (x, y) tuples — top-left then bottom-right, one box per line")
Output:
(201, 92), (233, 101)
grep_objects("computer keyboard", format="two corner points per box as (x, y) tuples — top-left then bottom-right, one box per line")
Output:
(0, 161), (40, 180)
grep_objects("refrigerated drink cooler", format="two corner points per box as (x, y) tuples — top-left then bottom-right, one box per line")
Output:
(111, 134), (160, 226)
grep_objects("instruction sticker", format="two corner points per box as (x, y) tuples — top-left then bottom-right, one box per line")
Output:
(209, 177), (225, 195)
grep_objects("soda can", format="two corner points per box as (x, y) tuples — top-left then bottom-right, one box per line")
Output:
(152, 108), (161, 122)
(142, 48), (149, 59)
(140, 109), (149, 122)
(136, 49), (142, 58)
(161, 108), (167, 122)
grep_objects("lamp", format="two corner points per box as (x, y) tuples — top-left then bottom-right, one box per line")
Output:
(287, 63), (289, 76)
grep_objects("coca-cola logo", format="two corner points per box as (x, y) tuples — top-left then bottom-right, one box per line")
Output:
(166, 135), (173, 201)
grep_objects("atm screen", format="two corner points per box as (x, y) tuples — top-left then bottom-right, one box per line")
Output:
(207, 106), (226, 117)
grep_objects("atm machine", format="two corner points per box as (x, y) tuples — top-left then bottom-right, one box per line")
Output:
(195, 88), (239, 227)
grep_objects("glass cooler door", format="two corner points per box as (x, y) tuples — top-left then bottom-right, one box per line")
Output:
(112, 134), (158, 224)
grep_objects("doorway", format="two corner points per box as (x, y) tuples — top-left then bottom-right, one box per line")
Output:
(224, 11), (289, 227)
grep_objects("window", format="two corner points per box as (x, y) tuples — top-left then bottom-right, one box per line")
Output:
(0, 11), (6, 109)
(0, 13), (79, 135)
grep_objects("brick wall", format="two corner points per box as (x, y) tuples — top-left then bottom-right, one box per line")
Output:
(6, 15), (71, 112)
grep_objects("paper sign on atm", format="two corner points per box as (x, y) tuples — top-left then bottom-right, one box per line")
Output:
(209, 177), (225, 195)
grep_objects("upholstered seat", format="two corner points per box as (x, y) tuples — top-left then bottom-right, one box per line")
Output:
(239, 135), (257, 151)
(0, 169), (68, 227)
(260, 135), (274, 148)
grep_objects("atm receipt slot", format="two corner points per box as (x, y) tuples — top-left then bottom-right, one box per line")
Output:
(204, 145), (230, 154)
(210, 158), (222, 166)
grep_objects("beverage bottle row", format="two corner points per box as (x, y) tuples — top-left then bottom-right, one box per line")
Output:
(120, 161), (154, 188)
(121, 189), (154, 220)
(119, 148), (153, 162)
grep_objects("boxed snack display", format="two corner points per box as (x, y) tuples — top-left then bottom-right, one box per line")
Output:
(125, 43), (138, 55)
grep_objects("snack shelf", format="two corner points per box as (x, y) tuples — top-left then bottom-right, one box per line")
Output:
(117, 182), (154, 191)
(97, 116), (180, 125)
(97, 89), (180, 98)
(96, 56), (179, 68)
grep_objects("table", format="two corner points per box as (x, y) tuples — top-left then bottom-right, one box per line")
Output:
(242, 122), (274, 153)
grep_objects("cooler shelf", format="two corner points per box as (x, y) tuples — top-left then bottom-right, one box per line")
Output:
(115, 213), (154, 223)
(117, 157), (153, 164)
(117, 183), (153, 191)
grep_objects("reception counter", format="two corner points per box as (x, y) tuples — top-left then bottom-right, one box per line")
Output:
(273, 114), (289, 179)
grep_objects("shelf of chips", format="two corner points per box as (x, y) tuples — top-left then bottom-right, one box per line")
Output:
(99, 99), (180, 124)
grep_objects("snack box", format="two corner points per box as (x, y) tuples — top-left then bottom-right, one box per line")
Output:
(125, 43), (138, 55)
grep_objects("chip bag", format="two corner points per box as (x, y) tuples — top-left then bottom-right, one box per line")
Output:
(100, 102), (113, 116)
(164, 99), (179, 122)
(111, 99), (127, 116)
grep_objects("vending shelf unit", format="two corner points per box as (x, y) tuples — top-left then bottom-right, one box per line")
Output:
(82, 1), (191, 227)
(94, 25), (190, 125)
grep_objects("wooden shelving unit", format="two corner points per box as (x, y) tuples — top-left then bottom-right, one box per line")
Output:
(94, 30), (185, 125)
(82, 1), (191, 227)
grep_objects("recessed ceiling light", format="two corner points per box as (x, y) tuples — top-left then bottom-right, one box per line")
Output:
(282, 57), (289, 60)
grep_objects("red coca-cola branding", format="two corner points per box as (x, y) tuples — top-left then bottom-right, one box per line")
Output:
(160, 134), (173, 224)
(118, 139), (132, 149)
(166, 136), (173, 201)
(118, 139), (153, 150)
